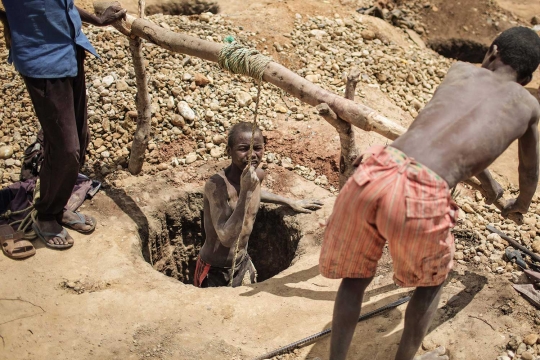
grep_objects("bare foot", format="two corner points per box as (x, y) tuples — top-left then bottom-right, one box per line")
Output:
(61, 210), (95, 233)
(34, 219), (73, 246)
(415, 347), (449, 360)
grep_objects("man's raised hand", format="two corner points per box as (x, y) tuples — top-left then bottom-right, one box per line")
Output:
(240, 166), (259, 192)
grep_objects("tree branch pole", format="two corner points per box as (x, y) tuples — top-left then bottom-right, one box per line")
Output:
(316, 68), (361, 188)
(126, 0), (152, 174)
(94, 1), (523, 224)
(93, 1), (407, 140)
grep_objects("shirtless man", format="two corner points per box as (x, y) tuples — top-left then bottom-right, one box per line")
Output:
(195, 122), (323, 287)
(319, 27), (540, 360)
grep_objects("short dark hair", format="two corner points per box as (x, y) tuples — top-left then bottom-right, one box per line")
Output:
(227, 122), (263, 148)
(490, 26), (540, 80)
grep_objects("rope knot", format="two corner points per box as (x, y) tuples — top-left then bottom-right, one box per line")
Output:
(218, 42), (272, 81)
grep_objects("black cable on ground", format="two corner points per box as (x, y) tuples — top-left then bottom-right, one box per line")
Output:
(253, 296), (411, 360)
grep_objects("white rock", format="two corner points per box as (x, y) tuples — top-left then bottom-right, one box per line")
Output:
(0, 146), (13, 159)
(177, 101), (196, 121)
(102, 75), (114, 87)
(309, 29), (328, 39)
(210, 102), (220, 111)
(305, 74), (321, 83)
(116, 80), (128, 91)
(487, 233), (502, 243)
(212, 134), (226, 145)
(185, 153), (198, 164)
(210, 147), (224, 158)
(281, 158), (294, 169)
(236, 91), (253, 107)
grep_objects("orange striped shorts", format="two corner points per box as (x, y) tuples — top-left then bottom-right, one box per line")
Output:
(319, 145), (458, 288)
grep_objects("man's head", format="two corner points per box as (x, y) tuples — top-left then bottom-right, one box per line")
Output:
(226, 122), (264, 170)
(482, 26), (540, 85)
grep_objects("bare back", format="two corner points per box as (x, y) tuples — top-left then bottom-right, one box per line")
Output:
(199, 170), (261, 267)
(392, 61), (540, 188)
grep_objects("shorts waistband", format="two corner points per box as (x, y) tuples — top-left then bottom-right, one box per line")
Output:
(384, 146), (442, 181)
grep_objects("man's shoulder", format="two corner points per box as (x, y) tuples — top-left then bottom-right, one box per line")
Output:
(447, 61), (484, 78)
(205, 173), (227, 190)
(508, 82), (540, 110)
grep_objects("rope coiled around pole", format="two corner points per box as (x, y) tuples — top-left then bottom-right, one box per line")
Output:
(217, 41), (272, 81)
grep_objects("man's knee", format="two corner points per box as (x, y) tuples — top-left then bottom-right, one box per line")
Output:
(51, 143), (80, 169)
(341, 277), (373, 294)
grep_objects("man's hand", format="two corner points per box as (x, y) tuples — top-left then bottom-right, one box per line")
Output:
(288, 199), (324, 213)
(98, 4), (127, 26)
(240, 165), (259, 193)
(482, 179), (504, 205)
(501, 198), (529, 217)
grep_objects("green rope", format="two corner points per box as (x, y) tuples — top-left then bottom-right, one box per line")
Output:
(218, 41), (272, 81)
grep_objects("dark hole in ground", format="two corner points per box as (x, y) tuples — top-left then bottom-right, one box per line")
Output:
(428, 38), (488, 63)
(144, 190), (303, 285)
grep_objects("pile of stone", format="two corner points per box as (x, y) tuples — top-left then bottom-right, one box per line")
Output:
(498, 333), (540, 360)
(0, 11), (452, 187)
(451, 188), (540, 280)
(358, 0), (525, 36)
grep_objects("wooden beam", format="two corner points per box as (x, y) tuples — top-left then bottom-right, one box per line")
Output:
(93, 1), (407, 140)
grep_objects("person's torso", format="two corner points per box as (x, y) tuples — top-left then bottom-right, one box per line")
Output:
(392, 61), (539, 187)
(200, 171), (261, 267)
(3, 0), (97, 78)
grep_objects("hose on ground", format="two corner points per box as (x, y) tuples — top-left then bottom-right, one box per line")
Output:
(253, 295), (411, 360)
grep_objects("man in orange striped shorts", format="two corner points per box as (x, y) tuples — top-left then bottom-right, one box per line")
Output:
(320, 27), (540, 360)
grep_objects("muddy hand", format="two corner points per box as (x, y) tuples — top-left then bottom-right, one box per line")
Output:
(99, 4), (127, 26)
(289, 199), (324, 213)
(352, 154), (365, 167)
(482, 179), (503, 205)
(240, 165), (259, 192)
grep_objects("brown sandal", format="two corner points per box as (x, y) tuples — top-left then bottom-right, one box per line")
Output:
(0, 224), (36, 260)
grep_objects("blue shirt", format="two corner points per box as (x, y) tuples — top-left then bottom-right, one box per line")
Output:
(3, 0), (98, 78)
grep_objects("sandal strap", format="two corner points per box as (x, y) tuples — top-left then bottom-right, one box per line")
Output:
(38, 228), (68, 240)
(65, 212), (87, 226)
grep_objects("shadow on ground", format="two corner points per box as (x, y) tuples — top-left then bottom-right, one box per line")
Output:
(250, 270), (487, 360)
(103, 184), (150, 262)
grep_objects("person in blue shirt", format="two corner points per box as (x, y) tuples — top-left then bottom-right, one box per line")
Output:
(0, 2), (126, 249)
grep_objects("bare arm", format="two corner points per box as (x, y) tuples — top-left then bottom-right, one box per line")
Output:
(261, 190), (323, 213)
(206, 167), (259, 248)
(261, 190), (292, 206)
(503, 111), (539, 216)
(76, 5), (126, 27)
(474, 169), (503, 204)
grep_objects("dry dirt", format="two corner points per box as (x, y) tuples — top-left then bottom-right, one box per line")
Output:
(2, 1), (540, 360)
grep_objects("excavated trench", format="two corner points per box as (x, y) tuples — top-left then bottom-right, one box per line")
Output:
(428, 38), (489, 63)
(144, 190), (304, 285)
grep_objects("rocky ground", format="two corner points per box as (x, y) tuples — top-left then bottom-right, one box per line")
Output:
(0, 1), (540, 359)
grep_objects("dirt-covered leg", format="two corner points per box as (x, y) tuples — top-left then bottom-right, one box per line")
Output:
(329, 277), (373, 360)
(395, 283), (444, 360)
